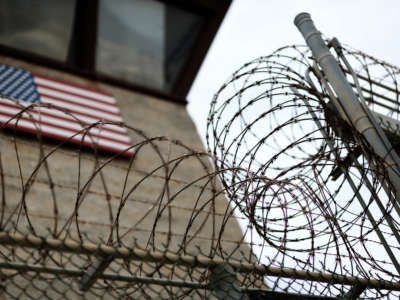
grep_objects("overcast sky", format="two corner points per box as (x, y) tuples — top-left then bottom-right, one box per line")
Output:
(188, 0), (400, 145)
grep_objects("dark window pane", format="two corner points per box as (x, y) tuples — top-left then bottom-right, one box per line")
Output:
(97, 0), (205, 92)
(0, 0), (76, 62)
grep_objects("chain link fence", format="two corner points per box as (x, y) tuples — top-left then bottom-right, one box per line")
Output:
(1, 42), (400, 299)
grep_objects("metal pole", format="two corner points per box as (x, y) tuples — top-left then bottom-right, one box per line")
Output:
(294, 12), (400, 198)
(291, 85), (400, 274)
(209, 264), (246, 299)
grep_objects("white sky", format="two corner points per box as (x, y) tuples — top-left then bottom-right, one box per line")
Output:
(186, 1), (400, 285)
(188, 0), (400, 143)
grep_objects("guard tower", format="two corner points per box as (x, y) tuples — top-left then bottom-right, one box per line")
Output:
(0, 1), (264, 299)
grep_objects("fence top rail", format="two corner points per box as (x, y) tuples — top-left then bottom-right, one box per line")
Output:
(1, 231), (400, 292)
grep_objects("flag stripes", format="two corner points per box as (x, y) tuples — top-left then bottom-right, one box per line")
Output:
(0, 64), (133, 156)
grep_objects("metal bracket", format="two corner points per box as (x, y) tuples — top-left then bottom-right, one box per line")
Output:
(338, 284), (366, 300)
(209, 264), (247, 300)
(78, 256), (114, 291)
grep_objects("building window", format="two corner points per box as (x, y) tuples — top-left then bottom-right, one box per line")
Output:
(0, 0), (76, 62)
(97, 0), (204, 92)
(0, 0), (230, 102)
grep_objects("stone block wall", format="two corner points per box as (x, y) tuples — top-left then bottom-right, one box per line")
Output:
(0, 55), (250, 258)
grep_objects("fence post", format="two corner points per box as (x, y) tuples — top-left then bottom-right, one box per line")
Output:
(209, 264), (246, 299)
(294, 12), (400, 198)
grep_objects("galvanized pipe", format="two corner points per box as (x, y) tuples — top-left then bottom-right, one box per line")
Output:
(294, 12), (400, 198)
(3, 231), (400, 291)
(291, 83), (400, 275)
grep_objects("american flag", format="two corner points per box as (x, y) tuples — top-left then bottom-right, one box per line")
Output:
(0, 63), (133, 156)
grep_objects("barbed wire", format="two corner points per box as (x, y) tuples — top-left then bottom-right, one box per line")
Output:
(1, 42), (400, 298)
(207, 43), (400, 299)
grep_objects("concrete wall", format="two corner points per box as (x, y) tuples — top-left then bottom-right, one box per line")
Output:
(0, 55), (250, 259)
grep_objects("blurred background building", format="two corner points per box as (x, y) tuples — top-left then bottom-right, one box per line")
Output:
(0, 1), (266, 299)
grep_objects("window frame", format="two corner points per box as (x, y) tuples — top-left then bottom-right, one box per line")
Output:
(0, 0), (231, 104)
